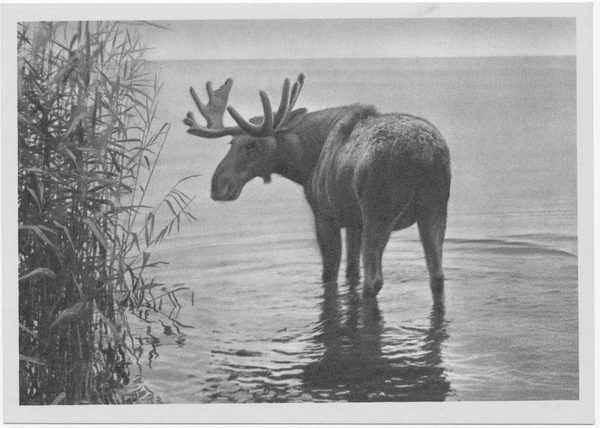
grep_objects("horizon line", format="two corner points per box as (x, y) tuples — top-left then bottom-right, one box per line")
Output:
(150, 54), (576, 62)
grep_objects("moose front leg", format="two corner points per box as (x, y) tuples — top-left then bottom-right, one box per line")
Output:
(315, 217), (342, 284)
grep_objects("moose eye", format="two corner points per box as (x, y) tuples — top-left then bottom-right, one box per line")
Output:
(245, 141), (258, 151)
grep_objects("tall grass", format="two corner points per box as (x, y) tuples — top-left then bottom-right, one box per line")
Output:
(18, 21), (196, 405)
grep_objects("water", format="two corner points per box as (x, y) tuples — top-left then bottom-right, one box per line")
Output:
(124, 56), (578, 403)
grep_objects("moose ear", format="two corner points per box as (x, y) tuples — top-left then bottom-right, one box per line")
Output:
(248, 116), (263, 125)
(275, 108), (308, 132)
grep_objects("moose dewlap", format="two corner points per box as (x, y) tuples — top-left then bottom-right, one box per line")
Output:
(184, 74), (450, 298)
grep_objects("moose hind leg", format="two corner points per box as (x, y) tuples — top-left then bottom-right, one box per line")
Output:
(361, 219), (393, 297)
(315, 217), (342, 285)
(358, 178), (417, 297)
(417, 213), (447, 297)
(345, 227), (362, 281)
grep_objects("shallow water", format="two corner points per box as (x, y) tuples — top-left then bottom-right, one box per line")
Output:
(124, 56), (578, 403)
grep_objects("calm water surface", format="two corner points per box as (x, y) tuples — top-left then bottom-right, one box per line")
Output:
(124, 56), (578, 403)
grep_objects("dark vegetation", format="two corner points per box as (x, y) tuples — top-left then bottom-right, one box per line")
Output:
(18, 21), (196, 404)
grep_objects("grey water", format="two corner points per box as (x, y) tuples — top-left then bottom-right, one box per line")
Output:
(125, 56), (578, 403)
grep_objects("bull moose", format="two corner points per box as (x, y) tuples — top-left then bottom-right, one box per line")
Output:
(184, 74), (451, 298)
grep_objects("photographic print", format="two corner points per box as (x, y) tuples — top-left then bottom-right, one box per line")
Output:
(3, 2), (594, 424)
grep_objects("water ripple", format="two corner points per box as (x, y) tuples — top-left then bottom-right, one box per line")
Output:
(445, 237), (577, 258)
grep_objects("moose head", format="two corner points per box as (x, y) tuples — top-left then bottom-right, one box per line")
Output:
(183, 74), (307, 201)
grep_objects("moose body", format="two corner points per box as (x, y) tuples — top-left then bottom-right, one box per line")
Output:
(185, 75), (450, 297)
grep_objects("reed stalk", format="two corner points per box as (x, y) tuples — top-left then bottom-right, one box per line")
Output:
(18, 21), (195, 405)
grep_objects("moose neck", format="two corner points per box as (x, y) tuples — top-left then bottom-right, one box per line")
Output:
(272, 108), (346, 187)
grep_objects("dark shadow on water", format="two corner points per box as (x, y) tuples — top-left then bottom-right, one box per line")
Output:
(301, 280), (451, 402)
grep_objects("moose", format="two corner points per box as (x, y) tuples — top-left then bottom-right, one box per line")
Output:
(184, 74), (451, 298)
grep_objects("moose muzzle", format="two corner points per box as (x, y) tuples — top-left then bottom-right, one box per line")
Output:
(211, 160), (250, 201)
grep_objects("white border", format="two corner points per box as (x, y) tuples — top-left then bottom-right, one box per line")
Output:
(2, 2), (594, 424)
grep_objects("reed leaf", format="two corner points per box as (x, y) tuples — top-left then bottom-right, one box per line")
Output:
(82, 218), (109, 250)
(19, 267), (57, 282)
(18, 20), (198, 405)
(20, 355), (46, 366)
(50, 392), (67, 405)
(50, 302), (85, 329)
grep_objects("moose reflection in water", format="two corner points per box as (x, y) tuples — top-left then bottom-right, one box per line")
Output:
(302, 281), (451, 402)
(199, 280), (451, 403)
(184, 73), (451, 299)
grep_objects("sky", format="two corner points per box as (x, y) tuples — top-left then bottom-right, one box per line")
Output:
(137, 18), (576, 61)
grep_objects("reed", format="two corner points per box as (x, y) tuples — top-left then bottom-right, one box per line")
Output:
(18, 21), (196, 404)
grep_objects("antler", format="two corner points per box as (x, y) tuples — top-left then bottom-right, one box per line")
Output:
(227, 91), (274, 138)
(226, 73), (306, 137)
(273, 73), (306, 129)
(184, 74), (307, 139)
(184, 79), (243, 138)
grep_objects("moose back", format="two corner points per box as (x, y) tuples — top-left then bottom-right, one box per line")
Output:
(184, 74), (451, 298)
